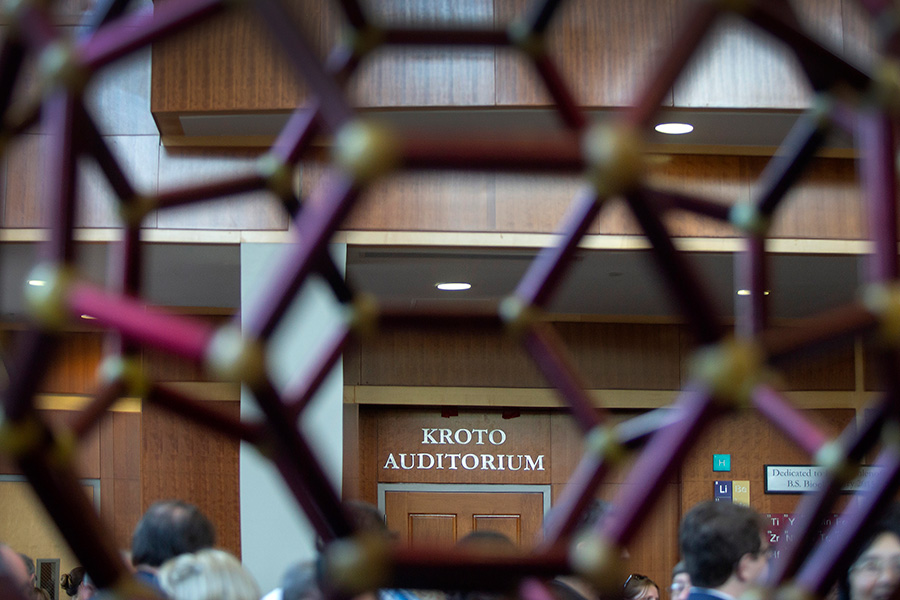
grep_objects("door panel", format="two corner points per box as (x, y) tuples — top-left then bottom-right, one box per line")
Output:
(385, 490), (544, 549)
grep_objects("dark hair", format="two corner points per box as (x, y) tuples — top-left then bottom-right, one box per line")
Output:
(679, 501), (763, 588)
(624, 574), (658, 600)
(456, 530), (516, 553)
(282, 562), (322, 600)
(576, 499), (612, 532)
(345, 500), (388, 534)
(672, 561), (687, 579)
(131, 500), (216, 568)
(60, 567), (85, 597)
(837, 504), (900, 600)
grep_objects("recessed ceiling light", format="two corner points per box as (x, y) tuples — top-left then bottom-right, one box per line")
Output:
(654, 122), (694, 135)
(436, 282), (471, 291)
(27, 279), (46, 286)
(736, 289), (770, 296)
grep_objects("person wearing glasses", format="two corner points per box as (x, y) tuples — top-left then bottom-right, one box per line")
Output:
(838, 505), (900, 600)
(624, 574), (660, 600)
(678, 501), (770, 600)
(669, 561), (691, 600)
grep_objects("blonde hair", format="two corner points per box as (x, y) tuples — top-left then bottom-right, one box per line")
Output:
(158, 549), (260, 600)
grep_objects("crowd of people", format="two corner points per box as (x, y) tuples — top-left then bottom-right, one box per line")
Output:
(0, 499), (898, 600)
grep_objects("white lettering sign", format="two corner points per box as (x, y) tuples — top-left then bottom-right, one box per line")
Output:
(386, 426), (544, 473)
(382, 452), (545, 472)
(421, 428), (507, 445)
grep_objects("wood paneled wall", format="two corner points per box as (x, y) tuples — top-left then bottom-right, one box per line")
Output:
(140, 400), (241, 559)
(151, 0), (876, 121)
(0, 2), (870, 238)
(0, 408), (141, 551)
(0, 8), (289, 232)
(345, 321), (858, 392)
(329, 155), (865, 239)
(2, 324), (241, 555)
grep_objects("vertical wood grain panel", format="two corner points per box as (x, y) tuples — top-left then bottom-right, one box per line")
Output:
(673, 11), (812, 109)
(639, 154), (746, 238)
(343, 339), (362, 386)
(4, 134), (160, 229)
(557, 322), (683, 390)
(358, 326), (545, 388)
(343, 171), (494, 231)
(755, 157), (865, 240)
(100, 411), (142, 550)
(343, 404), (361, 499)
(674, 0), (849, 109)
(5, 134), (47, 228)
(350, 1), (495, 107)
(141, 400), (241, 558)
(776, 337), (856, 391)
(494, 0), (676, 108)
(155, 147), (290, 230)
(493, 173), (588, 234)
(151, 2), (340, 114)
(357, 406), (379, 503)
(357, 323), (685, 390)
(38, 332), (104, 395)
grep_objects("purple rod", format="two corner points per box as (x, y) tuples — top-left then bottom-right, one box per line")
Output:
(514, 185), (602, 307)
(604, 385), (718, 545)
(625, 189), (722, 345)
(752, 385), (827, 455)
(243, 172), (360, 340)
(531, 53), (589, 132)
(41, 92), (79, 264)
(80, 0), (225, 71)
(541, 408), (680, 548)
(251, 380), (353, 540)
(522, 323), (605, 434)
(253, 0), (354, 133)
(794, 446), (900, 596)
(768, 396), (893, 585)
(283, 326), (352, 420)
(626, 2), (719, 129)
(755, 111), (830, 216)
(857, 109), (898, 283)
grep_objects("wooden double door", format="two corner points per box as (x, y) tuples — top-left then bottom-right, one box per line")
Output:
(383, 488), (546, 550)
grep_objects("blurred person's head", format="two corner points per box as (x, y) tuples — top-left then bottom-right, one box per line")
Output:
(132, 500), (215, 570)
(839, 505), (900, 600)
(0, 544), (30, 596)
(281, 562), (322, 600)
(670, 561), (691, 600)
(624, 574), (659, 600)
(61, 566), (96, 599)
(159, 549), (259, 600)
(679, 501), (768, 596)
(19, 554), (34, 585)
(456, 530), (517, 555)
